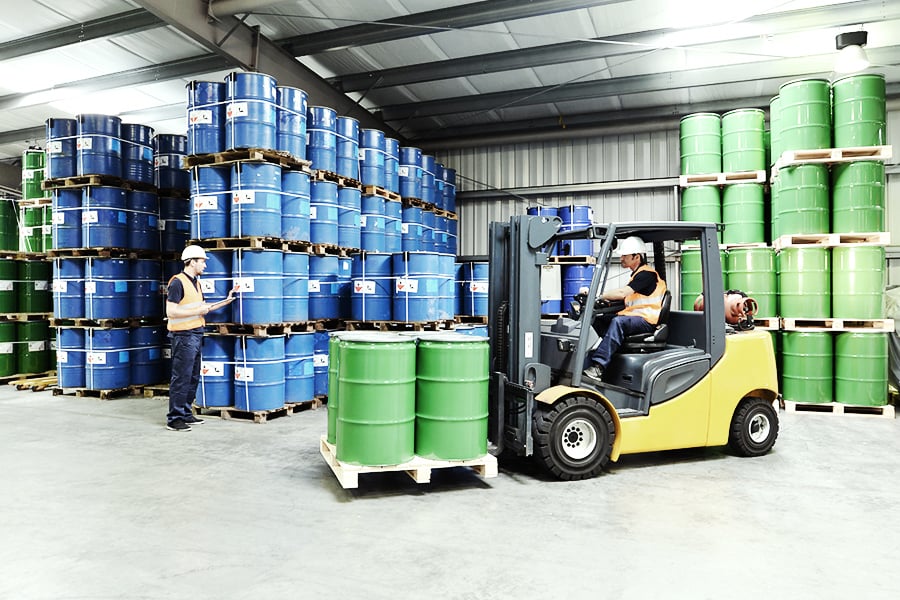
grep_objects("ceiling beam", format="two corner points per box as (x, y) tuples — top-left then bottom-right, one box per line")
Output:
(0, 9), (163, 62)
(280, 0), (627, 57)
(331, 0), (900, 92)
(131, 0), (397, 135)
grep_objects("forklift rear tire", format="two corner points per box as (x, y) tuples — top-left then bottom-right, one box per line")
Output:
(533, 396), (615, 480)
(728, 397), (779, 457)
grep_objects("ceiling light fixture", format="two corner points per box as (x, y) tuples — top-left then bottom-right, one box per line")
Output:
(835, 30), (869, 73)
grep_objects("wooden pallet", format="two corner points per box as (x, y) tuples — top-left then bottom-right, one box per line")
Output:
(722, 242), (769, 249)
(345, 319), (455, 332)
(679, 170), (767, 187)
(42, 174), (159, 193)
(53, 385), (143, 400)
(206, 321), (316, 336)
(1, 370), (57, 386)
(0, 313), (53, 322)
(833, 232), (891, 247)
(193, 397), (322, 423)
(312, 170), (361, 189)
(51, 317), (164, 329)
(310, 243), (353, 257)
(546, 255), (597, 265)
(45, 247), (142, 259)
(362, 185), (401, 202)
(783, 400), (895, 419)
(312, 319), (346, 331)
(0, 250), (47, 260)
(320, 436), (498, 490)
(774, 232), (890, 251)
(454, 315), (489, 325)
(16, 197), (52, 207)
(143, 384), (170, 398)
(773, 145), (892, 174)
(190, 236), (284, 251)
(432, 208), (458, 220)
(780, 317), (894, 333)
(750, 317), (779, 330)
(401, 197), (428, 208)
(184, 148), (313, 171)
(10, 374), (57, 391)
(282, 239), (312, 253)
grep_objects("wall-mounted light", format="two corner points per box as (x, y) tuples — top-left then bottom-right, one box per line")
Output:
(835, 31), (869, 73)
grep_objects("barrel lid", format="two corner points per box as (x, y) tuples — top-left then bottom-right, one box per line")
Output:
(722, 107), (765, 117)
(779, 77), (830, 90)
(769, 95), (780, 103)
(679, 112), (721, 122)
(339, 331), (411, 343)
(421, 333), (488, 343)
(831, 72), (886, 85)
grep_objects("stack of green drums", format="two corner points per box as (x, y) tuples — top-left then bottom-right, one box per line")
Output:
(0, 198), (16, 251)
(20, 149), (51, 254)
(21, 149), (47, 202)
(0, 259), (15, 376)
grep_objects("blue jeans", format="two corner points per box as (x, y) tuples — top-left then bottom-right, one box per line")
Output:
(167, 331), (203, 424)
(589, 316), (654, 369)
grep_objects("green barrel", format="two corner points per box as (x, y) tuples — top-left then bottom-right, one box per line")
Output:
(726, 248), (776, 317)
(680, 186), (720, 225)
(41, 206), (52, 252)
(336, 332), (416, 466)
(0, 260), (16, 314)
(0, 322), (14, 376)
(832, 73), (886, 148)
(22, 206), (43, 253)
(777, 164), (829, 235)
(326, 332), (343, 445)
(16, 320), (50, 374)
(0, 198), (16, 250)
(722, 183), (764, 244)
(22, 149), (46, 202)
(415, 334), (489, 460)
(778, 247), (830, 318)
(832, 246), (885, 319)
(831, 161), (884, 233)
(722, 108), (766, 172)
(680, 248), (726, 310)
(779, 78), (832, 151)
(17, 260), (51, 314)
(781, 332), (832, 404)
(680, 113), (722, 175)
(769, 95), (782, 166)
(835, 332), (887, 406)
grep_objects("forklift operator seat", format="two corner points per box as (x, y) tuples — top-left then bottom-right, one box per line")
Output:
(621, 290), (672, 353)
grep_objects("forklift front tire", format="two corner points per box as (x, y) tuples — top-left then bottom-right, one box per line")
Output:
(533, 396), (615, 481)
(728, 397), (779, 457)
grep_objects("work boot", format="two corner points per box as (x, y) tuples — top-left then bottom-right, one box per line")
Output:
(166, 419), (192, 432)
(582, 365), (604, 380)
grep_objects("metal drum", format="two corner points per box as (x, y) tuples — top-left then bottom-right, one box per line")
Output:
(769, 96), (782, 167)
(130, 325), (164, 385)
(437, 254), (456, 320)
(0, 198), (16, 250)
(190, 165), (230, 239)
(326, 332), (342, 444)
(680, 113), (721, 175)
(433, 215), (450, 254)
(392, 251), (447, 322)
(384, 137), (400, 194)
(835, 332), (888, 406)
(722, 183), (764, 244)
(421, 154), (436, 205)
(121, 123), (154, 185)
(778, 247), (830, 318)
(399, 147), (423, 199)
(306, 106), (337, 172)
(52, 258), (84, 319)
(85, 328), (130, 390)
(282, 251), (310, 322)
(460, 261), (489, 317)
(200, 249), (232, 324)
(338, 257), (353, 319)
(401, 205), (424, 252)
(680, 186), (721, 236)
(383, 200), (402, 253)
(85, 258), (130, 320)
(233, 335), (285, 411)
(443, 167), (457, 213)
(275, 85), (308, 160)
(722, 108), (766, 172)
(680, 249), (703, 310)
(230, 161), (281, 238)
(186, 80), (226, 155)
(16, 320), (50, 374)
(726, 248), (776, 317)
(22, 206), (43, 252)
(18, 260), (51, 314)
(335, 117), (360, 179)
(197, 334), (233, 408)
(232, 249), (283, 325)
(831, 161), (884, 233)
(130, 259), (162, 319)
(45, 117), (77, 179)
(562, 264), (595, 312)
(421, 209), (436, 252)
(313, 329), (330, 397)
(558, 205), (594, 256)
(360, 193), (386, 252)
(434, 163), (446, 211)
(779, 78), (831, 151)
(781, 332), (832, 404)
(281, 170), (310, 242)
(309, 180), (339, 245)
(351, 252), (392, 322)
(52, 189), (82, 249)
(832, 246), (885, 319)
(127, 190), (160, 252)
(336, 332), (416, 466)
(777, 165), (829, 235)
(0, 322), (13, 376)
(337, 186), (361, 250)
(153, 134), (189, 191)
(0, 260), (16, 314)
(359, 129), (385, 188)
(309, 255), (340, 319)
(832, 73), (886, 148)
(82, 186), (128, 249)
(285, 332), (315, 403)
(225, 71), (277, 151)
(159, 195), (191, 253)
(22, 148), (46, 201)
(57, 328), (85, 388)
(415, 334), (489, 460)
(77, 113), (122, 177)
(40, 206), (52, 253)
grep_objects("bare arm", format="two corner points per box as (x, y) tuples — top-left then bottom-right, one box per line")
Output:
(166, 301), (209, 319)
(601, 285), (634, 301)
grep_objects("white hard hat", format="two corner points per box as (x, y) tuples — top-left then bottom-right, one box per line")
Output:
(616, 236), (646, 256)
(181, 245), (208, 261)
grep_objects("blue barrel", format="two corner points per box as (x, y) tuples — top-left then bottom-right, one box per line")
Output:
(281, 170), (310, 242)
(276, 86), (308, 160)
(455, 262), (465, 316)
(338, 186), (361, 250)
(85, 257), (130, 320)
(197, 335), (233, 407)
(52, 189), (81, 249)
(454, 324), (488, 337)
(447, 218), (458, 255)
(313, 329), (330, 396)
(285, 332), (315, 403)
(421, 154), (436, 205)
(225, 71), (277, 151)
(131, 259), (162, 319)
(127, 190), (160, 251)
(57, 328), (85, 388)
(283, 251), (310, 322)
(233, 336), (285, 411)
(402, 205), (424, 252)
(121, 123), (154, 184)
(558, 205), (594, 256)
(309, 180), (339, 245)
(52, 258), (85, 318)
(434, 164), (446, 211)
(384, 137), (400, 194)
(82, 186), (127, 248)
(443, 168), (457, 213)
(399, 147), (423, 199)
(77, 114), (121, 177)
(359, 129), (385, 187)
(153, 134), (189, 191)
(159, 195), (190, 253)
(45, 118), (77, 179)
(421, 209), (436, 252)
(351, 252), (393, 321)
(338, 257), (353, 318)
(85, 328), (130, 390)
(309, 255), (340, 319)
(131, 325), (164, 385)
(335, 117), (360, 179)
(438, 253), (456, 319)
(460, 262), (489, 316)
(360, 194), (386, 251)
(201, 250), (232, 323)
(190, 165), (230, 239)
(393, 252), (447, 322)
(230, 161), (281, 237)
(186, 80), (226, 155)
(384, 200), (402, 253)
(232, 249), (283, 325)
(307, 106), (337, 172)
(562, 264), (595, 307)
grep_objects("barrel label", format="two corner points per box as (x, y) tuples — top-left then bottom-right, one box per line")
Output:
(85, 282), (96, 294)
(86, 352), (107, 365)
(158, 219), (168, 230)
(360, 215), (367, 227)
(354, 280), (376, 294)
(233, 277), (255, 292)
(47, 141), (63, 153)
(28, 341), (46, 352)
(401, 223), (409, 234)
(76, 137), (92, 150)
(199, 280), (215, 293)
(155, 155), (169, 168)
(398, 166), (409, 177)
(52, 280), (67, 292)
(313, 354), (328, 367)
(0, 342), (12, 354)
(309, 206), (317, 219)
(193, 195), (217, 210)
(201, 361), (225, 377)
(395, 278), (418, 293)
(52, 211), (65, 224)
(34, 281), (48, 291)
(469, 281), (489, 293)
(235, 366), (254, 382)
(163, 348), (172, 359)
(227, 102), (249, 119)
(189, 109), (213, 125)
(308, 279), (320, 292)
(233, 191), (255, 205)
(57, 350), (68, 363)
(0, 280), (12, 291)
(82, 210), (98, 224)
(42, 225), (52, 234)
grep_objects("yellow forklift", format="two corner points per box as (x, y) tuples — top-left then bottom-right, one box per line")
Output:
(487, 216), (779, 480)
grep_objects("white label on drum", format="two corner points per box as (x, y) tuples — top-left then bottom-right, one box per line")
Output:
(158, 219), (168, 230)
(52, 211), (65, 225)
(52, 280), (68, 293)
(358, 148), (366, 160)
(233, 277), (255, 293)
(307, 279), (320, 293)
(76, 137), (92, 150)
(82, 210), (98, 224)
(33, 280), (48, 291)
(199, 279), (216, 293)
(86, 351), (107, 365)
(57, 350), (69, 363)
(401, 223), (409, 234)
(189, 109), (213, 125)
(398, 166), (409, 177)
(0, 280), (13, 292)
(163, 348), (172, 359)
(233, 190), (255, 205)
(359, 215), (367, 228)
(227, 102), (249, 119)
(309, 205), (317, 220)
(201, 361), (225, 377)
(155, 155), (169, 168)
(313, 354), (328, 367)
(47, 141), (62, 153)
(193, 195), (217, 211)
(234, 366), (254, 382)
(42, 225), (52, 235)
(85, 281), (97, 294)
(469, 281), (488, 293)
(0, 342), (12, 354)
(354, 280), (376, 294)
(28, 341), (46, 352)
(395, 278), (418, 293)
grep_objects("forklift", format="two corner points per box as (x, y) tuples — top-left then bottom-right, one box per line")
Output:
(487, 215), (779, 480)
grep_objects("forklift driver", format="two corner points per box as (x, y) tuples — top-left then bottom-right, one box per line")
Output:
(582, 236), (667, 381)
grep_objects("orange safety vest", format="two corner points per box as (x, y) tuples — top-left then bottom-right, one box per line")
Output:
(618, 265), (667, 325)
(166, 273), (205, 331)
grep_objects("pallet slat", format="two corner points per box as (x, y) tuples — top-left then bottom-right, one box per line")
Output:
(782, 400), (894, 419)
(679, 170), (767, 187)
(193, 398), (321, 423)
(772, 145), (892, 174)
(780, 318), (893, 333)
(184, 148), (312, 171)
(774, 231), (890, 251)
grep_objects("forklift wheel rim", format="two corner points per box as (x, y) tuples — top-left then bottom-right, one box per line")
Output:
(748, 412), (771, 444)
(560, 418), (598, 460)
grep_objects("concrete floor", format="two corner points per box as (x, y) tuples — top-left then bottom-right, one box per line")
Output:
(2, 386), (899, 600)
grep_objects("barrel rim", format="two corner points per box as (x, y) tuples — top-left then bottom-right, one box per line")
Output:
(339, 332), (412, 343)
(722, 107), (765, 118)
(831, 72), (886, 86)
(779, 77), (830, 91)
(679, 112), (721, 122)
